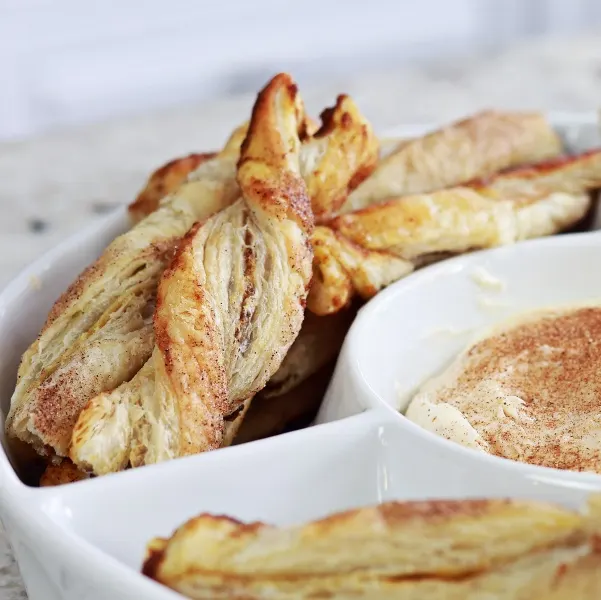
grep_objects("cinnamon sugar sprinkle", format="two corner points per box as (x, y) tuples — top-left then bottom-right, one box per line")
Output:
(407, 305), (601, 472)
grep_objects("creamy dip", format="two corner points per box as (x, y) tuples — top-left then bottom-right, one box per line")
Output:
(405, 304), (601, 472)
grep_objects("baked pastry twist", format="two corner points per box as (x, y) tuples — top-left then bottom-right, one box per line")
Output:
(341, 110), (563, 214)
(301, 96), (378, 222)
(131, 111), (562, 225)
(143, 496), (601, 599)
(309, 149), (601, 315)
(69, 74), (318, 472)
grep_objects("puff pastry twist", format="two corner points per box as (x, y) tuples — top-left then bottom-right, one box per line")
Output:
(308, 150), (601, 315)
(144, 497), (601, 600)
(70, 75), (319, 472)
(342, 110), (563, 214)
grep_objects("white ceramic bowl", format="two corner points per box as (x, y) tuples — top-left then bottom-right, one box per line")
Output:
(0, 113), (599, 600)
(317, 231), (601, 499)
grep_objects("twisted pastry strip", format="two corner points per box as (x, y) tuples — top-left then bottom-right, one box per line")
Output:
(71, 74), (314, 472)
(143, 497), (601, 600)
(341, 110), (563, 214)
(6, 125), (247, 457)
(309, 149), (601, 315)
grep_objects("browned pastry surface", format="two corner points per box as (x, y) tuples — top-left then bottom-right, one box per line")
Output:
(341, 110), (563, 213)
(304, 96), (378, 222)
(308, 149), (601, 315)
(67, 86), (376, 475)
(143, 497), (601, 599)
(127, 116), (322, 224)
(6, 125), (246, 458)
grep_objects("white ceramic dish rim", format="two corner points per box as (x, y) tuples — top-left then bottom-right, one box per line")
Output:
(0, 110), (598, 599)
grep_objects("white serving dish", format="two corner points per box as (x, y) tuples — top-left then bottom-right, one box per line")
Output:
(0, 113), (600, 600)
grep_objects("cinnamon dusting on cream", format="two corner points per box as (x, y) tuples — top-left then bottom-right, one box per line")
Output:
(406, 304), (601, 473)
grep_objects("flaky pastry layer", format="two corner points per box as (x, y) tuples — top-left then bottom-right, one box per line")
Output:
(143, 496), (601, 600)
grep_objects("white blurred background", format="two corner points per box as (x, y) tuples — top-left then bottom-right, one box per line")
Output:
(2, 0), (601, 141)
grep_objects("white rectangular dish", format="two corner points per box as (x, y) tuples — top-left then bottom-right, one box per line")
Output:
(0, 112), (600, 600)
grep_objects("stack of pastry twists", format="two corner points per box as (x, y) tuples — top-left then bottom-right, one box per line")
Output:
(8, 72), (601, 481)
(144, 496), (601, 599)
(8, 73), (378, 476)
(126, 111), (601, 317)
(309, 149), (601, 314)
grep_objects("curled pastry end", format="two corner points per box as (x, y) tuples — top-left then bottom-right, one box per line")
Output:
(308, 225), (413, 316)
(302, 94), (379, 223)
(69, 378), (136, 475)
(239, 73), (305, 172)
(238, 73), (313, 234)
(128, 153), (217, 224)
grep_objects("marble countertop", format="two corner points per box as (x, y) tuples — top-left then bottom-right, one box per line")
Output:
(1, 31), (601, 598)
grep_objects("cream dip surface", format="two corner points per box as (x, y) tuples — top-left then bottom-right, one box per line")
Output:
(405, 303), (601, 472)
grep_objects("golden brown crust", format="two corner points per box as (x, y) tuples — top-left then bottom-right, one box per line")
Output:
(128, 152), (217, 223)
(127, 99), (376, 227)
(302, 95), (379, 222)
(308, 149), (601, 315)
(143, 497), (601, 599)
(342, 110), (563, 214)
(68, 78), (376, 475)
(22, 86), (370, 460)
(70, 73), (315, 473)
(39, 459), (89, 486)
